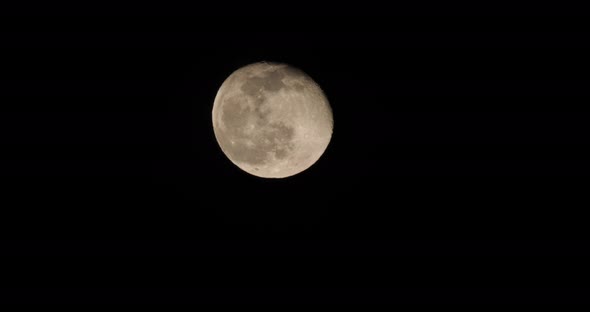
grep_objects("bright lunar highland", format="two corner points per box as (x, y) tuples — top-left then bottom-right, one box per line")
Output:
(212, 62), (333, 178)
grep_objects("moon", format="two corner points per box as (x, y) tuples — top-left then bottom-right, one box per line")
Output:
(212, 62), (333, 178)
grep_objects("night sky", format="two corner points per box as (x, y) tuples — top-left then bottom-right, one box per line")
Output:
(1, 7), (590, 303)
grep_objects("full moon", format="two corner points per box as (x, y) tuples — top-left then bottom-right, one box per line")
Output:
(212, 62), (333, 178)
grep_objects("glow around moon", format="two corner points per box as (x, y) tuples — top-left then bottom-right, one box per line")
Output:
(212, 62), (333, 178)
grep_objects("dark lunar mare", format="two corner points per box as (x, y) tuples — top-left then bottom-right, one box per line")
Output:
(219, 73), (296, 166)
(240, 70), (286, 95)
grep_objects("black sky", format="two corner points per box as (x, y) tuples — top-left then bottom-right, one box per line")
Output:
(1, 8), (590, 303)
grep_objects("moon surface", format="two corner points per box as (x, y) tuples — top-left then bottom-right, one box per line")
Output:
(212, 62), (333, 178)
